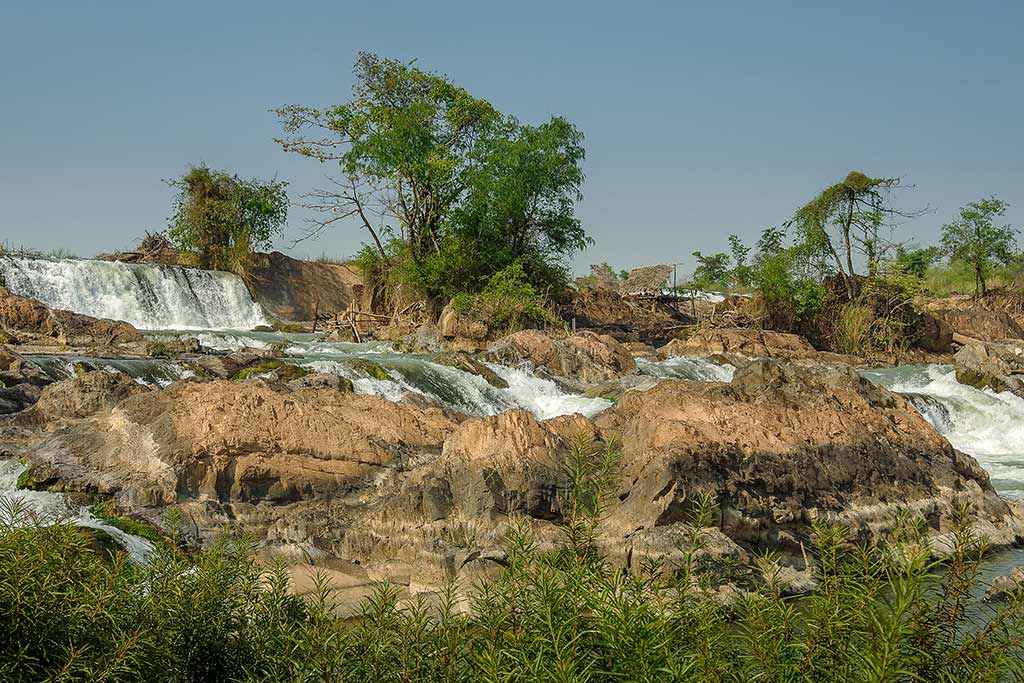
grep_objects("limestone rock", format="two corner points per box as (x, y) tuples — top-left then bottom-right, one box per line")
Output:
(484, 330), (636, 387)
(0, 287), (142, 347)
(26, 371), (149, 423)
(593, 360), (1020, 548)
(986, 567), (1024, 602)
(247, 251), (363, 323)
(933, 306), (1024, 342)
(658, 328), (817, 361)
(26, 380), (459, 507)
(954, 342), (1024, 394)
(286, 372), (354, 393)
(435, 353), (508, 389)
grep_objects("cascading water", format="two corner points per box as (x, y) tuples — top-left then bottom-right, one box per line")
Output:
(637, 356), (735, 382)
(0, 459), (154, 563)
(0, 255), (268, 330)
(862, 364), (1024, 501)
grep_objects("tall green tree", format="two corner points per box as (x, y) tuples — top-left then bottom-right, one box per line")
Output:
(275, 52), (502, 265)
(166, 165), (288, 274)
(790, 171), (922, 298)
(940, 197), (1016, 296)
(275, 53), (587, 298)
(728, 234), (752, 286)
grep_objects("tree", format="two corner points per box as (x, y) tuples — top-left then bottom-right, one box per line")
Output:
(275, 53), (502, 265)
(728, 234), (752, 286)
(166, 165), (288, 274)
(940, 197), (1016, 296)
(690, 251), (732, 291)
(275, 53), (587, 299)
(446, 116), (588, 285)
(893, 244), (941, 279)
(748, 226), (830, 333)
(790, 171), (923, 298)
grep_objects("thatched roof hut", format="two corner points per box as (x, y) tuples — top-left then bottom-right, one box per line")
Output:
(620, 264), (672, 298)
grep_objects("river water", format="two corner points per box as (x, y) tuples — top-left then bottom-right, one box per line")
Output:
(1, 256), (1021, 576)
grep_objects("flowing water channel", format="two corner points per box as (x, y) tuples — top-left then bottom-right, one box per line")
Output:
(1, 256), (1022, 574)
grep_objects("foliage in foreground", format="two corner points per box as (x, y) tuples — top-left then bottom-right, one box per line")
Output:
(1, 493), (1023, 681)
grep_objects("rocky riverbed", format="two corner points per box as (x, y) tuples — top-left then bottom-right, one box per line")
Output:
(2, 259), (1023, 606)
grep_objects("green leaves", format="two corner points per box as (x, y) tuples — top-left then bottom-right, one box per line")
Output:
(166, 165), (288, 276)
(275, 53), (587, 300)
(940, 196), (1016, 297)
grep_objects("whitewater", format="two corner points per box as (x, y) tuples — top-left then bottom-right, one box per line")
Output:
(0, 255), (268, 330)
(863, 365), (1024, 501)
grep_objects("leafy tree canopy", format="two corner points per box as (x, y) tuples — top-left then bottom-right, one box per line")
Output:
(790, 171), (922, 297)
(166, 165), (288, 275)
(940, 196), (1016, 296)
(689, 251), (732, 291)
(276, 53), (588, 300)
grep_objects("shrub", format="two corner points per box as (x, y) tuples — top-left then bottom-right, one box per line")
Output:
(834, 303), (874, 355)
(1, 453), (1022, 682)
(451, 261), (564, 334)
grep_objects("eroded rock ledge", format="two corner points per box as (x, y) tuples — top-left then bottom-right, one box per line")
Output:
(9, 357), (1021, 599)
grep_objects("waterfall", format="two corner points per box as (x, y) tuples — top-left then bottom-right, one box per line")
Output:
(862, 365), (1024, 501)
(0, 256), (269, 330)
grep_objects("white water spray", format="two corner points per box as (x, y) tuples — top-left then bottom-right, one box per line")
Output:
(863, 365), (1024, 501)
(0, 460), (154, 563)
(0, 256), (268, 330)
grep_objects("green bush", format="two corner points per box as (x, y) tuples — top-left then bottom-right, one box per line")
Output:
(451, 261), (564, 334)
(90, 500), (165, 546)
(1, 441), (1022, 682)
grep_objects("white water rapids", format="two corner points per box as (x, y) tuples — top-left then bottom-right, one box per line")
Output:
(0, 460), (154, 563)
(862, 365), (1024, 501)
(0, 255), (268, 330)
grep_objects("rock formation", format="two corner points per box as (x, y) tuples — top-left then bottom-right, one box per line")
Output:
(483, 330), (636, 388)
(954, 341), (1024, 394)
(0, 287), (142, 348)
(9, 357), (1021, 602)
(246, 251), (363, 323)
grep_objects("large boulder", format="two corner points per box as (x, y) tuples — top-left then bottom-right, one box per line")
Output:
(658, 328), (818, 361)
(0, 287), (142, 347)
(247, 251), (363, 322)
(932, 306), (1024, 343)
(916, 312), (954, 353)
(594, 361), (1019, 549)
(954, 341), (1024, 394)
(437, 305), (489, 353)
(26, 371), (150, 423)
(484, 330), (636, 387)
(0, 346), (53, 414)
(26, 380), (459, 507)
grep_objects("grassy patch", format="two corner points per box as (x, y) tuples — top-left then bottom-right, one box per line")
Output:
(925, 260), (1024, 296)
(15, 465), (33, 490)
(348, 358), (392, 381)
(89, 501), (164, 546)
(145, 341), (179, 359)
(233, 360), (309, 381)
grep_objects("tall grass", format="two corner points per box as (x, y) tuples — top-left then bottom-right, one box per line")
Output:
(925, 260), (1024, 297)
(1, 441), (1023, 682)
(0, 242), (80, 260)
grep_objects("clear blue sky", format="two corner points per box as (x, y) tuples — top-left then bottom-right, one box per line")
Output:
(2, 1), (1021, 274)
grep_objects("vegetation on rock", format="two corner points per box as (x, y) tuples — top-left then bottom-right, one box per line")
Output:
(940, 197), (1017, 297)
(1, 460), (1021, 682)
(166, 165), (288, 277)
